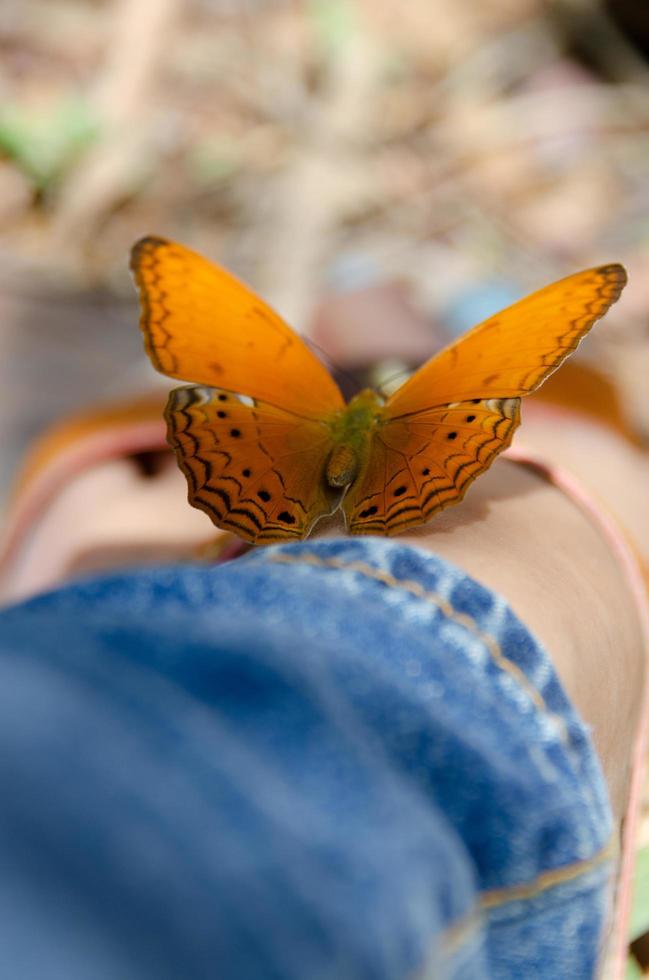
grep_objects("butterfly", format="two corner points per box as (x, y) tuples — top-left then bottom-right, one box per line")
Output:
(130, 236), (626, 544)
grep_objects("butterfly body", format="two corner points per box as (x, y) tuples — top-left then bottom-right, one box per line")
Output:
(325, 388), (383, 489)
(131, 236), (626, 544)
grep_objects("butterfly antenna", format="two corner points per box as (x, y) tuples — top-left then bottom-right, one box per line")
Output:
(304, 337), (368, 399)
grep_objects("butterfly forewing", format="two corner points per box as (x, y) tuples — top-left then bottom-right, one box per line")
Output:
(166, 386), (339, 543)
(387, 265), (626, 415)
(131, 236), (345, 419)
(344, 398), (521, 535)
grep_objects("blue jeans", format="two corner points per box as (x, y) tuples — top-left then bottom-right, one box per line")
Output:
(0, 538), (613, 979)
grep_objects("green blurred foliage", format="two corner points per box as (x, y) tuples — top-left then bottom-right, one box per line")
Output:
(186, 137), (241, 187)
(630, 846), (649, 938)
(0, 96), (99, 191)
(307, 0), (356, 56)
(626, 846), (649, 977)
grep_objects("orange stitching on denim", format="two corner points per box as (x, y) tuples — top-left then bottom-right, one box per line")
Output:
(480, 833), (616, 910)
(265, 552), (615, 964)
(437, 908), (483, 962)
(267, 551), (550, 716)
(415, 835), (615, 975)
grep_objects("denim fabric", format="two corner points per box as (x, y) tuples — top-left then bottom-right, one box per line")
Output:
(0, 537), (613, 979)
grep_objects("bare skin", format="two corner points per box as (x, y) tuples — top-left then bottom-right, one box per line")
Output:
(402, 451), (646, 822)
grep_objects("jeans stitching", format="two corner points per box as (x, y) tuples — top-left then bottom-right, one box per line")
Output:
(266, 551), (556, 724)
(416, 834), (615, 974)
(479, 833), (616, 910)
(263, 553), (612, 957)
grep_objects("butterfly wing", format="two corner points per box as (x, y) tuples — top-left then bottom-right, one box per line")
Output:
(345, 264), (626, 535)
(166, 386), (340, 543)
(130, 236), (345, 418)
(387, 265), (626, 414)
(344, 397), (520, 535)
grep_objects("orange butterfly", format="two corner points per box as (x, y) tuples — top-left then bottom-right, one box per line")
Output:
(130, 237), (626, 544)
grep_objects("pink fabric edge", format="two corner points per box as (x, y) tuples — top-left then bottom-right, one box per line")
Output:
(0, 421), (168, 583)
(0, 419), (248, 592)
(505, 444), (649, 979)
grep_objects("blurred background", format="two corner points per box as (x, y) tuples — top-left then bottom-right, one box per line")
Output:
(1, 0), (649, 500)
(3, 3), (649, 971)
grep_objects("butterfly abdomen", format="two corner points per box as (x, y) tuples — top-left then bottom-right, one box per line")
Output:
(326, 444), (359, 488)
(325, 388), (384, 490)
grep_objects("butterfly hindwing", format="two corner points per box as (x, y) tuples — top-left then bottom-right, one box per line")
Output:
(344, 398), (521, 535)
(131, 236), (345, 419)
(166, 386), (339, 543)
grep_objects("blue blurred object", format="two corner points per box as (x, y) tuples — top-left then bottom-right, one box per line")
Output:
(0, 538), (612, 979)
(324, 252), (384, 291)
(441, 281), (522, 338)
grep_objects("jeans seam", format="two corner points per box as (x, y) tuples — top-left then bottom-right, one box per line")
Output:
(479, 832), (616, 910)
(266, 551), (559, 729)
(436, 906), (484, 968)
(426, 832), (615, 974)
(412, 834), (615, 977)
